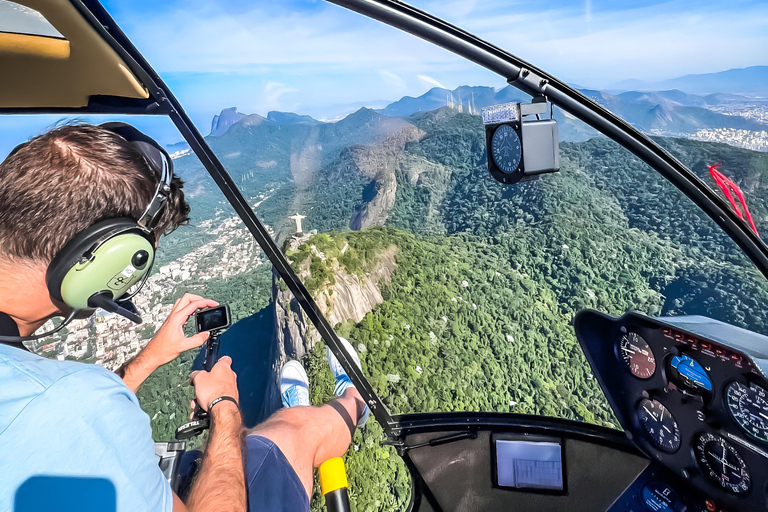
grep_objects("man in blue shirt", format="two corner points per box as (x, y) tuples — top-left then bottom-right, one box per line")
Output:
(0, 124), (368, 512)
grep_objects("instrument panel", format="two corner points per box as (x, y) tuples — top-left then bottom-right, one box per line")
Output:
(575, 311), (768, 512)
(608, 464), (707, 512)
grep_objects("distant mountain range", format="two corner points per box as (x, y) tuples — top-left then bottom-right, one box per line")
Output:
(203, 82), (767, 146)
(378, 85), (767, 137)
(575, 88), (766, 133)
(209, 107), (323, 137)
(608, 66), (768, 96)
(266, 111), (322, 126)
(377, 85), (530, 117)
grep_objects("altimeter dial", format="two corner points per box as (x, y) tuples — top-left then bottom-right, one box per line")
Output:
(637, 398), (680, 452)
(695, 433), (750, 494)
(620, 332), (656, 379)
(726, 381), (768, 443)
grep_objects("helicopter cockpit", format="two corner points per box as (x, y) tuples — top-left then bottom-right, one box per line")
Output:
(2, 1), (768, 511)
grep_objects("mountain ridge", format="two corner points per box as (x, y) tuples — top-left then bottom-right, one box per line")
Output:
(609, 66), (768, 95)
(203, 77), (767, 145)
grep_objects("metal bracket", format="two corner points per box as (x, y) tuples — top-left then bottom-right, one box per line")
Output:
(510, 67), (550, 97)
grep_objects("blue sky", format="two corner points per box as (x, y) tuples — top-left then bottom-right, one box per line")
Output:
(102, 0), (767, 124)
(1, 0), (766, 156)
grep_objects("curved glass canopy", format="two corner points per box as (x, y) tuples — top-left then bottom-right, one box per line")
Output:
(2, 1), (767, 511)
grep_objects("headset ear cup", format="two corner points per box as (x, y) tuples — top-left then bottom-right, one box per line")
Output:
(47, 219), (154, 309)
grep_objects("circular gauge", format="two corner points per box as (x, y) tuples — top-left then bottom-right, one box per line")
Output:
(641, 482), (677, 512)
(637, 398), (681, 452)
(667, 354), (713, 398)
(726, 381), (768, 443)
(491, 124), (522, 174)
(695, 433), (750, 494)
(620, 332), (656, 379)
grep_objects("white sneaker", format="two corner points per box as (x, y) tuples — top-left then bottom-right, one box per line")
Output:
(327, 336), (369, 427)
(280, 360), (310, 408)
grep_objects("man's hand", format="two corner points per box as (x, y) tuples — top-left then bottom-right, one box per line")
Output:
(190, 356), (239, 413)
(119, 294), (219, 393)
(145, 294), (219, 367)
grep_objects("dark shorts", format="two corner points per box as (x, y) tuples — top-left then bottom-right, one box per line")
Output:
(246, 435), (309, 512)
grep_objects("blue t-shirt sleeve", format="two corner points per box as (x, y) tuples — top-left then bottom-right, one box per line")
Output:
(9, 366), (173, 512)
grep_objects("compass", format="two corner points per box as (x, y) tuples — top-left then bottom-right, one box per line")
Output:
(491, 123), (523, 174)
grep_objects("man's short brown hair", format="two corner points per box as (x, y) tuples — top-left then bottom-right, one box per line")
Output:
(0, 123), (190, 263)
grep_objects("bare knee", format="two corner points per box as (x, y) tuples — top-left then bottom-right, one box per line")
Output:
(246, 406), (315, 441)
(246, 404), (347, 467)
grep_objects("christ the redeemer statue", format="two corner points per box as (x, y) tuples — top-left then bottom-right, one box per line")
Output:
(289, 213), (306, 234)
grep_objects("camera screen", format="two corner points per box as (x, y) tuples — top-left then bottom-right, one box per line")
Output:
(197, 306), (229, 332)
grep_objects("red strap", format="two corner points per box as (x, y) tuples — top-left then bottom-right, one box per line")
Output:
(708, 164), (759, 237)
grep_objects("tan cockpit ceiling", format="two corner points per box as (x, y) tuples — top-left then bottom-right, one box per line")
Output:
(0, 0), (149, 109)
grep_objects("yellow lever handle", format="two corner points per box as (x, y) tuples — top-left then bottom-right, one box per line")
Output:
(319, 457), (350, 512)
(319, 457), (349, 495)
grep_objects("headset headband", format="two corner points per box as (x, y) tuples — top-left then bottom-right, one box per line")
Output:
(98, 122), (173, 235)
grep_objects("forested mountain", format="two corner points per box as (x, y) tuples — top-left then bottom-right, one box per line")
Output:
(138, 103), (768, 512)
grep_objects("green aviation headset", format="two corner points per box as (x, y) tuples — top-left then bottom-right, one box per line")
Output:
(45, 122), (174, 324)
(0, 122), (173, 343)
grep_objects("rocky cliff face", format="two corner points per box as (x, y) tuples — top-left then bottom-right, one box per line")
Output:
(265, 244), (394, 410)
(349, 173), (397, 230)
(348, 125), (425, 230)
(273, 244), (397, 365)
(210, 107), (246, 136)
(210, 107), (271, 136)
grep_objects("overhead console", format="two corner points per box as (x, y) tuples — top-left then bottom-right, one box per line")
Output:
(575, 310), (768, 512)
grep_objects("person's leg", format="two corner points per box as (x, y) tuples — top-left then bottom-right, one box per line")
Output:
(247, 387), (365, 498)
(246, 338), (368, 499)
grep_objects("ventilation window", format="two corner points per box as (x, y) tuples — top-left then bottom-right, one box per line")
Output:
(0, 0), (64, 39)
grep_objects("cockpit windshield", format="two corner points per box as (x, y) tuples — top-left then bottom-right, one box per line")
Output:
(0, 0), (63, 38)
(2, 1), (767, 511)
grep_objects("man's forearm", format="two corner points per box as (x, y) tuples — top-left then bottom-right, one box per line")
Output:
(118, 348), (160, 393)
(186, 403), (246, 512)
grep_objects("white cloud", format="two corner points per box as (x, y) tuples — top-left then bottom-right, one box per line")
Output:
(419, 0), (481, 19)
(263, 81), (298, 111)
(378, 69), (407, 91)
(117, 0), (768, 87)
(418, 74), (448, 89)
(109, 0), (768, 120)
